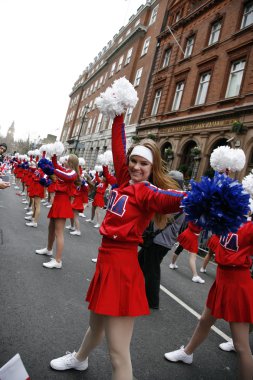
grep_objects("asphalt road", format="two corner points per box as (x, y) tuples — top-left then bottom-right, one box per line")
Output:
(0, 181), (252, 379)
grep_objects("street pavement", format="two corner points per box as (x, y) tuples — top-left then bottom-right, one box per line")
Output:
(0, 181), (252, 379)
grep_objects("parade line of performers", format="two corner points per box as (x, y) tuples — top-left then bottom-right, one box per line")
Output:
(1, 77), (253, 379)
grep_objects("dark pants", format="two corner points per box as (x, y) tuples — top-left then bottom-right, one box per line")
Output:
(138, 243), (169, 309)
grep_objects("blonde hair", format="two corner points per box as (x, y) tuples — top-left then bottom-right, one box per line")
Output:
(127, 139), (180, 229)
(67, 154), (81, 186)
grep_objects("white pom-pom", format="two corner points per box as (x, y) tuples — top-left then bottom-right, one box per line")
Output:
(94, 165), (103, 172)
(54, 141), (65, 156)
(97, 153), (105, 165)
(242, 172), (253, 197)
(46, 144), (55, 157)
(79, 157), (86, 166)
(210, 146), (232, 172)
(103, 150), (113, 165)
(34, 149), (40, 157)
(95, 77), (138, 118)
(27, 150), (33, 156)
(230, 149), (246, 172)
(39, 145), (47, 154)
(15, 152), (19, 158)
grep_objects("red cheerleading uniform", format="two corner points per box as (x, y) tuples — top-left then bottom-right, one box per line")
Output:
(71, 184), (85, 213)
(81, 181), (89, 204)
(177, 221), (202, 253)
(86, 115), (186, 317)
(92, 172), (108, 208)
(47, 158), (77, 219)
(206, 221), (253, 322)
(29, 168), (45, 199)
(207, 234), (219, 252)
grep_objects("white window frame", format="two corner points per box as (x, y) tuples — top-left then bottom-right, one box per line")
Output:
(195, 72), (211, 105)
(225, 60), (245, 98)
(110, 62), (116, 77)
(241, 2), (253, 29)
(134, 67), (143, 87)
(98, 76), (104, 88)
(149, 5), (159, 25)
(125, 47), (133, 65)
(95, 113), (103, 133)
(184, 36), (194, 58)
(172, 82), (184, 111)
(162, 48), (171, 68)
(151, 89), (162, 116)
(141, 37), (151, 56)
(117, 55), (124, 71)
(124, 108), (133, 125)
(208, 20), (221, 45)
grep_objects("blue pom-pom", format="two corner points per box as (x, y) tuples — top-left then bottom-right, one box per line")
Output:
(38, 158), (54, 175)
(182, 173), (250, 235)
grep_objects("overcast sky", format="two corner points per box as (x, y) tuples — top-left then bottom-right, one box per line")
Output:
(0, 0), (144, 141)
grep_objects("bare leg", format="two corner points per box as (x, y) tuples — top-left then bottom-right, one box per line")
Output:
(33, 196), (41, 223)
(73, 210), (80, 231)
(230, 322), (253, 380)
(76, 312), (105, 361)
(184, 306), (216, 355)
(105, 316), (135, 380)
(202, 250), (213, 270)
(171, 253), (178, 265)
(91, 205), (96, 221)
(54, 218), (66, 262)
(47, 218), (56, 250)
(189, 252), (198, 277)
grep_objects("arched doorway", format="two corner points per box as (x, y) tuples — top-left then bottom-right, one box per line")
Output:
(161, 142), (173, 170)
(178, 141), (200, 181)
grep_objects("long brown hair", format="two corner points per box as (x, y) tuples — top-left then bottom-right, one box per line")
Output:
(127, 139), (180, 229)
(67, 154), (81, 186)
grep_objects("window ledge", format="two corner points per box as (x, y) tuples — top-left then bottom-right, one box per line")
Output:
(217, 96), (243, 105)
(201, 42), (219, 54)
(178, 56), (192, 65)
(231, 24), (253, 39)
(188, 105), (205, 111)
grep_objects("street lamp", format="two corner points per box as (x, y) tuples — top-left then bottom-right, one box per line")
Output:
(74, 105), (90, 154)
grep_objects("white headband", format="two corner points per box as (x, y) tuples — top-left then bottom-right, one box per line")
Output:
(130, 145), (153, 164)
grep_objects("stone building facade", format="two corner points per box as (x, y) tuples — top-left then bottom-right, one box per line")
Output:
(139, 0), (253, 181)
(60, 0), (168, 169)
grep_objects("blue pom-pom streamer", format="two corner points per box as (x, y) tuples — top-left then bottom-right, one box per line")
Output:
(182, 173), (250, 236)
(38, 158), (54, 175)
(39, 177), (52, 187)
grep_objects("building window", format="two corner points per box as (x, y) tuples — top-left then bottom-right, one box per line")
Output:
(98, 76), (103, 88)
(175, 12), (180, 23)
(126, 28), (131, 36)
(241, 1), (253, 29)
(184, 36), (194, 58)
(95, 113), (103, 133)
(208, 20), (221, 45)
(117, 55), (124, 71)
(94, 80), (98, 92)
(151, 89), (162, 116)
(172, 82), (184, 111)
(110, 62), (116, 77)
(225, 60), (245, 98)
(125, 47), (133, 65)
(124, 108), (133, 125)
(103, 72), (108, 84)
(135, 19), (140, 27)
(149, 5), (159, 25)
(118, 37), (123, 44)
(195, 72), (211, 105)
(162, 48), (171, 68)
(134, 67), (143, 87)
(141, 37), (151, 56)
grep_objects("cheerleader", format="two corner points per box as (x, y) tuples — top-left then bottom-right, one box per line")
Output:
(68, 178), (89, 236)
(35, 154), (79, 269)
(169, 222), (205, 283)
(165, 219), (253, 380)
(49, 110), (185, 378)
(200, 234), (219, 273)
(25, 163), (45, 227)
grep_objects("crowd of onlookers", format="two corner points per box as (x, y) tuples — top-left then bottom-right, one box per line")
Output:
(0, 143), (10, 190)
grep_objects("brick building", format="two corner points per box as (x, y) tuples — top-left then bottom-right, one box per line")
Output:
(139, 0), (253, 180)
(60, 0), (168, 168)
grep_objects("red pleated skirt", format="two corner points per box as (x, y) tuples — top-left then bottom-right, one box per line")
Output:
(72, 195), (84, 212)
(86, 238), (150, 317)
(177, 229), (198, 253)
(92, 193), (105, 208)
(207, 235), (219, 252)
(29, 182), (45, 198)
(82, 192), (89, 203)
(48, 192), (74, 219)
(206, 266), (253, 323)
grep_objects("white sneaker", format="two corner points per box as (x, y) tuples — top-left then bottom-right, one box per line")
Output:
(50, 351), (88, 371)
(70, 230), (81, 236)
(200, 267), (207, 273)
(43, 202), (49, 206)
(35, 248), (53, 256)
(24, 206), (31, 210)
(79, 213), (86, 218)
(192, 275), (205, 284)
(24, 216), (32, 221)
(219, 341), (236, 352)
(164, 346), (193, 364)
(94, 223), (100, 228)
(43, 258), (62, 269)
(46, 204), (52, 208)
(169, 263), (178, 269)
(26, 222), (38, 228)
(91, 258), (97, 263)
(22, 200), (28, 204)
(85, 219), (93, 223)
(65, 225), (75, 231)
(14, 186), (19, 189)
(21, 192), (26, 195)
(26, 210), (33, 215)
